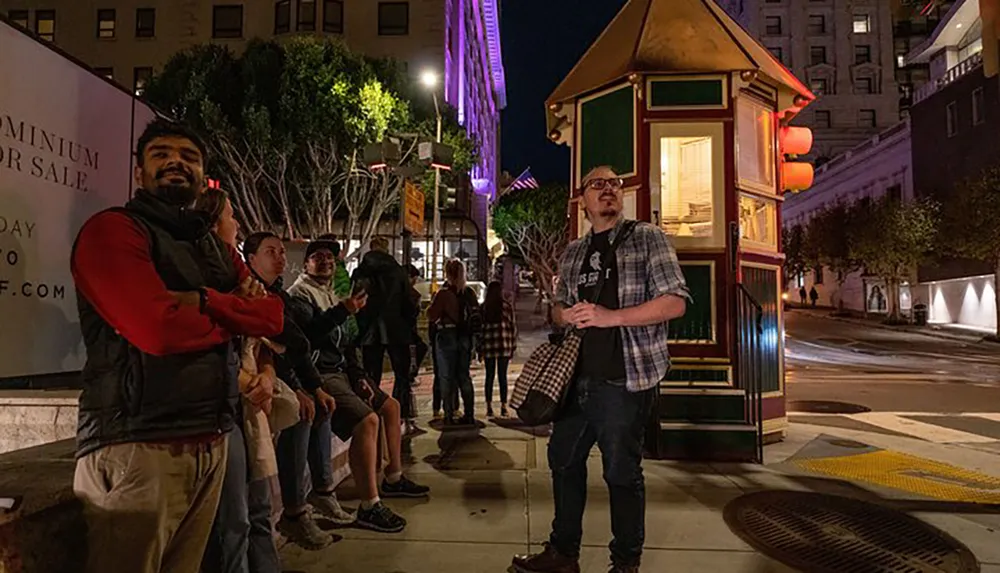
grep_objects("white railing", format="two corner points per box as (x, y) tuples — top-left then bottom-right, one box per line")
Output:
(913, 52), (984, 105)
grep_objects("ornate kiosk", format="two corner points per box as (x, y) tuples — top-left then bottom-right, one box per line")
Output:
(545, 0), (815, 462)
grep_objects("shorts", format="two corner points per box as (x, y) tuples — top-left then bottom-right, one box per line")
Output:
(322, 372), (390, 441)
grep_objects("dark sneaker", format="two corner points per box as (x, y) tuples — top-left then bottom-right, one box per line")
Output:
(381, 475), (431, 498)
(609, 564), (640, 573)
(512, 544), (580, 573)
(277, 512), (336, 550)
(356, 502), (406, 533)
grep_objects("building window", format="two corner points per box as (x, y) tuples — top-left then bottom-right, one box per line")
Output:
(8, 9), (29, 29)
(274, 0), (290, 34)
(810, 46), (827, 65)
(94, 67), (114, 80)
(378, 2), (409, 36)
(814, 266), (824, 285)
(810, 78), (828, 95)
(887, 184), (902, 202)
(736, 97), (776, 193)
(855, 45), (872, 64)
(807, 14), (826, 35)
(897, 54), (905, 67)
(972, 87), (985, 125)
(133, 66), (153, 96)
(854, 77), (874, 94)
(768, 46), (783, 64)
(136, 8), (155, 38)
(739, 194), (778, 249)
(323, 0), (343, 33)
(298, 0), (316, 31)
(97, 9), (116, 38)
(212, 5), (243, 39)
(815, 110), (832, 128)
(859, 109), (877, 128)
(35, 10), (56, 42)
(658, 135), (717, 240)
(946, 101), (958, 136)
(853, 14), (871, 34)
(765, 16), (782, 35)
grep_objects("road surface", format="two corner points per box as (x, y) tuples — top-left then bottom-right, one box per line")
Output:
(785, 311), (1000, 451)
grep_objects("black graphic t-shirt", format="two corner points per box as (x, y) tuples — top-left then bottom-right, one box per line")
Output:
(576, 229), (627, 383)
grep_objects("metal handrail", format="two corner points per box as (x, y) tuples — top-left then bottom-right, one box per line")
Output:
(737, 283), (765, 464)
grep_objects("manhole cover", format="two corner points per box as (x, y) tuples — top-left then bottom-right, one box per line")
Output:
(790, 400), (872, 414)
(724, 491), (979, 573)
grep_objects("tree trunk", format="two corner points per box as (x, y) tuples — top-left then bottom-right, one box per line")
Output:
(886, 278), (901, 323)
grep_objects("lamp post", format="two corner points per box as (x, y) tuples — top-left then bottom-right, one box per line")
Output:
(421, 70), (443, 292)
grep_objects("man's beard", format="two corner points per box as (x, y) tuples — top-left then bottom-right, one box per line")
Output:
(153, 166), (199, 205)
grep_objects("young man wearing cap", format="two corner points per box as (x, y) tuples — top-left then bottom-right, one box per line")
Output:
(242, 231), (357, 548)
(288, 238), (429, 533)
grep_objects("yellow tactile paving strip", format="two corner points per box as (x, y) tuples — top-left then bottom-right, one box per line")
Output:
(794, 450), (1000, 504)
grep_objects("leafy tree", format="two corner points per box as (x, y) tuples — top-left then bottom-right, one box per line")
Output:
(492, 184), (569, 308)
(849, 196), (939, 323)
(941, 166), (1000, 337)
(804, 203), (860, 311)
(782, 224), (807, 286)
(143, 37), (475, 257)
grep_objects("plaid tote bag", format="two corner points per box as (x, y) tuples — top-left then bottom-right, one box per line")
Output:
(510, 221), (637, 426)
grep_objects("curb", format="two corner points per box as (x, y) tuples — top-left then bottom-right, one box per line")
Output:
(791, 309), (989, 344)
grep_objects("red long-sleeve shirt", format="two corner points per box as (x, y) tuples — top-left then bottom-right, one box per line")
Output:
(72, 211), (284, 356)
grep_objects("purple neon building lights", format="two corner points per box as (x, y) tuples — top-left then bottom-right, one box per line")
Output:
(444, 0), (506, 202)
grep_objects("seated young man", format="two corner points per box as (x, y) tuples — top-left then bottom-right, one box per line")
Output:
(287, 239), (429, 533)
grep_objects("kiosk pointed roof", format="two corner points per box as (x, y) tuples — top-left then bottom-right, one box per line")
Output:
(546, 0), (813, 106)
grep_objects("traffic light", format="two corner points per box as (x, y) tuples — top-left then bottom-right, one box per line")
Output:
(364, 140), (402, 170)
(779, 125), (814, 193)
(419, 141), (454, 171)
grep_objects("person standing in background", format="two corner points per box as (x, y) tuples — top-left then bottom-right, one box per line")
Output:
(478, 281), (517, 419)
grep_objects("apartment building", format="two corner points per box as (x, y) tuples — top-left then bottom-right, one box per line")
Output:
(729, 0), (900, 163)
(1, 0), (506, 279)
(907, 0), (999, 331)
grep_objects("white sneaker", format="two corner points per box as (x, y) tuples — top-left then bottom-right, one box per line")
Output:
(307, 491), (356, 526)
(277, 511), (334, 550)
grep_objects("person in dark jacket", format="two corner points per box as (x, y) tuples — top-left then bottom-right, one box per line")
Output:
(352, 237), (418, 422)
(290, 240), (429, 534)
(70, 119), (284, 573)
(428, 259), (480, 425)
(243, 232), (347, 550)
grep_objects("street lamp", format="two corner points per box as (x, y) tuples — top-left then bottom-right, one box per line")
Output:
(421, 69), (444, 292)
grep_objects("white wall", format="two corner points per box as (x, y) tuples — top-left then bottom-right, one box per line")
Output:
(0, 21), (157, 377)
(927, 275), (998, 332)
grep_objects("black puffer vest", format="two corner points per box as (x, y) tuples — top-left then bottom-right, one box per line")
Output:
(74, 190), (241, 458)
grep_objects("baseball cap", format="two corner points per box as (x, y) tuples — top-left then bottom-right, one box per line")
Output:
(304, 239), (341, 261)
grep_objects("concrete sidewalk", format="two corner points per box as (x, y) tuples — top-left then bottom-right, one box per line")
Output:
(281, 295), (1000, 572)
(279, 408), (1000, 572)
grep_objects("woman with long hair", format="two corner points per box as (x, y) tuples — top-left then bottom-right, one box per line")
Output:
(193, 187), (283, 573)
(478, 281), (517, 418)
(427, 259), (477, 425)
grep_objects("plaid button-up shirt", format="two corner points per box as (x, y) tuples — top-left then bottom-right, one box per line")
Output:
(555, 219), (691, 392)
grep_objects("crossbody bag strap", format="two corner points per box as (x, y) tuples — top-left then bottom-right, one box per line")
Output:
(587, 220), (638, 304)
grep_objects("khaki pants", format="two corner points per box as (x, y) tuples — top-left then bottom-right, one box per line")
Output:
(73, 436), (229, 573)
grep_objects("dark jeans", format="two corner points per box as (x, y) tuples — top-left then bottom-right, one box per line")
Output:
(204, 423), (280, 573)
(548, 375), (656, 567)
(363, 343), (415, 420)
(276, 415), (333, 513)
(484, 357), (510, 405)
(435, 328), (473, 419)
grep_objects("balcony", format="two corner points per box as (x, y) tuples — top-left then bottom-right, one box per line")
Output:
(912, 51), (984, 104)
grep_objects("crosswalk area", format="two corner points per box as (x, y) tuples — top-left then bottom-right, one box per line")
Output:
(790, 411), (1000, 446)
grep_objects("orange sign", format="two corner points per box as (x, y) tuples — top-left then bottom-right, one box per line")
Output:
(403, 181), (425, 234)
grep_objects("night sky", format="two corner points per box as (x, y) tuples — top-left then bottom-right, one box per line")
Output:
(499, 0), (627, 185)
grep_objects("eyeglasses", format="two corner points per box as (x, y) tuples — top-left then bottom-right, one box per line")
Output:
(584, 177), (624, 192)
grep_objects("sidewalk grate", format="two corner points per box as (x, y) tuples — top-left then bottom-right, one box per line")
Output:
(724, 491), (979, 573)
(789, 400), (872, 414)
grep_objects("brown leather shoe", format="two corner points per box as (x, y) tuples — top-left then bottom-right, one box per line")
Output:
(511, 544), (580, 573)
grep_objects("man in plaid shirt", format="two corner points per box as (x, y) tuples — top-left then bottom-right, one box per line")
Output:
(513, 166), (690, 573)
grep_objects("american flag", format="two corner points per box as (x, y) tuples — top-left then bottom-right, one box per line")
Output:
(504, 168), (539, 194)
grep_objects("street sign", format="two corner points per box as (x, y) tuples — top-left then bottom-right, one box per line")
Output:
(403, 181), (425, 234)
